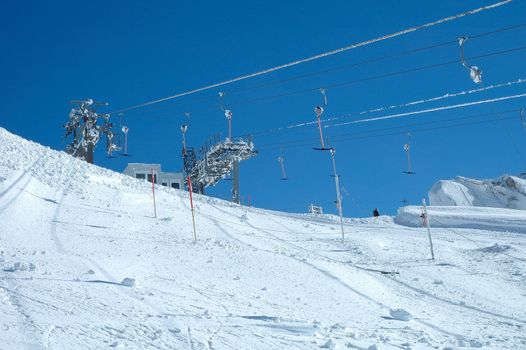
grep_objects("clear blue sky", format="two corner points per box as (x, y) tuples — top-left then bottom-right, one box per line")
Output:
(1, 0), (526, 216)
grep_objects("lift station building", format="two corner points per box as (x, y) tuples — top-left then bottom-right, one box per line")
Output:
(123, 163), (184, 190)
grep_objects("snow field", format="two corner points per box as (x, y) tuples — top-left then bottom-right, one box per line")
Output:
(1, 127), (525, 349)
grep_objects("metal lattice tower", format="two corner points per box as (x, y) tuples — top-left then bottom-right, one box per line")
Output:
(63, 99), (119, 164)
(182, 131), (257, 203)
(182, 108), (257, 204)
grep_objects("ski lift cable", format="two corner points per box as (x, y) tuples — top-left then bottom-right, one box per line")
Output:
(107, 45), (526, 126)
(242, 45), (526, 137)
(257, 107), (520, 150)
(325, 92), (526, 128)
(258, 113), (518, 151)
(232, 45), (526, 112)
(128, 22), (526, 120)
(107, 0), (513, 115)
(224, 21), (526, 97)
(258, 109), (518, 150)
(250, 76), (526, 137)
(258, 109), (517, 150)
(183, 45), (526, 122)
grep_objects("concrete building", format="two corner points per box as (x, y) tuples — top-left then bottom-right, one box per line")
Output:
(123, 163), (184, 190)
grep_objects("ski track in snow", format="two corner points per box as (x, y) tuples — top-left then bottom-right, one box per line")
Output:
(202, 203), (466, 341)
(201, 200), (526, 346)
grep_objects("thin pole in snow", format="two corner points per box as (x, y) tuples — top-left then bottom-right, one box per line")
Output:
(330, 148), (345, 241)
(187, 176), (197, 242)
(151, 168), (157, 218)
(248, 194), (251, 207)
(422, 198), (435, 260)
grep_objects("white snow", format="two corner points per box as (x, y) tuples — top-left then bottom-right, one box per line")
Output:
(429, 174), (526, 209)
(396, 205), (526, 233)
(1, 126), (526, 349)
(120, 278), (136, 287)
(389, 308), (413, 322)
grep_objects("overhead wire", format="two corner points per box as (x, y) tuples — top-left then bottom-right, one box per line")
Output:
(325, 92), (526, 128)
(157, 44), (526, 120)
(117, 45), (526, 129)
(225, 22), (526, 96)
(107, 0), (514, 115)
(250, 77), (526, 136)
(110, 23), (526, 121)
(257, 110), (521, 151)
(230, 45), (526, 110)
(257, 109), (519, 150)
(261, 116), (517, 151)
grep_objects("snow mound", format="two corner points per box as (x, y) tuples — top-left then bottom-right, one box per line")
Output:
(320, 339), (335, 348)
(395, 206), (526, 233)
(389, 308), (413, 321)
(2, 262), (36, 272)
(120, 278), (136, 287)
(0, 127), (178, 197)
(429, 174), (526, 209)
(477, 243), (512, 254)
(395, 205), (526, 233)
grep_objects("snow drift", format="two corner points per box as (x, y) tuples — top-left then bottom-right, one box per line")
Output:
(429, 174), (526, 209)
(395, 205), (526, 233)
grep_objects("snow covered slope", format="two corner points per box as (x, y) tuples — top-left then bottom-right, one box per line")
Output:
(1, 127), (526, 349)
(396, 205), (526, 233)
(429, 175), (526, 209)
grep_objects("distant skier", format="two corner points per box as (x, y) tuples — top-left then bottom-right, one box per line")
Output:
(420, 212), (428, 227)
(373, 208), (380, 217)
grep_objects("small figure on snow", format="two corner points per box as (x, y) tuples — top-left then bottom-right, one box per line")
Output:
(420, 212), (428, 227)
(373, 208), (380, 217)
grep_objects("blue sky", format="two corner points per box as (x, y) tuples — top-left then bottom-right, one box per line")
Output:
(1, 0), (526, 216)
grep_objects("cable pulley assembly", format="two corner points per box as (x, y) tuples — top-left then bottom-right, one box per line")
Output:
(459, 36), (482, 83)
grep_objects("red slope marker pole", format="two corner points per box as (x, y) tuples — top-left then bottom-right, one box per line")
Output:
(187, 176), (197, 243)
(151, 168), (157, 218)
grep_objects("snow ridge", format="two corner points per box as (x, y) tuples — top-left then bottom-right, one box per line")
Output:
(429, 174), (526, 209)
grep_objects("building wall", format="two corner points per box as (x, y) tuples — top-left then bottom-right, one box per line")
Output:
(123, 163), (184, 190)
